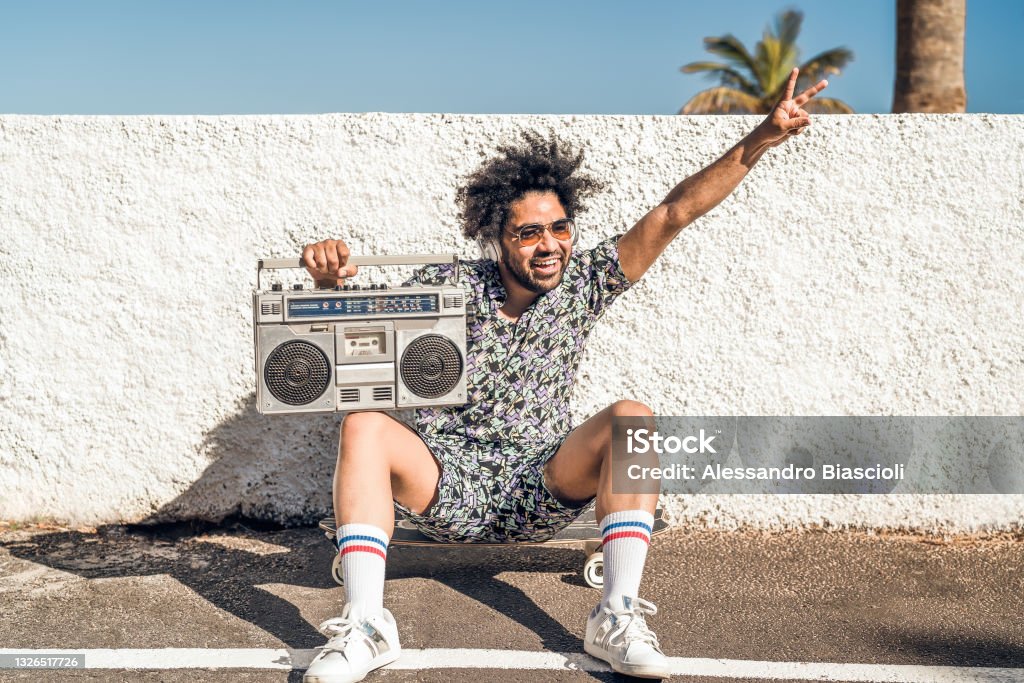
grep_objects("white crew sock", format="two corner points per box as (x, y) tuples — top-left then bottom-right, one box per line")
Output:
(335, 523), (389, 617)
(599, 510), (654, 609)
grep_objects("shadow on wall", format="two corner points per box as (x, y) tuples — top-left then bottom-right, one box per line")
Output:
(149, 393), (342, 527)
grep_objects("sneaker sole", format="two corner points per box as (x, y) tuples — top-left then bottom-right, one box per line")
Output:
(303, 648), (401, 683)
(584, 641), (670, 679)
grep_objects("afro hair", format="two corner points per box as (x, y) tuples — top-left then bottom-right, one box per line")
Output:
(456, 131), (604, 242)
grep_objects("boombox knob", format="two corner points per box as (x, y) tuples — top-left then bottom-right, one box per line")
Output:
(292, 284), (304, 291)
(272, 283), (283, 292)
(352, 284), (362, 290)
(401, 282), (412, 287)
(334, 285), (344, 291)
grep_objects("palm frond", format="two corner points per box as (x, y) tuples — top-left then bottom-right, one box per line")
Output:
(803, 97), (855, 114)
(755, 34), (794, 99)
(681, 61), (738, 74)
(680, 62), (759, 95)
(679, 87), (767, 115)
(752, 37), (773, 94)
(679, 9), (855, 115)
(701, 35), (759, 79)
(775, 10), (803, 50)
(798, 48), (855, 85)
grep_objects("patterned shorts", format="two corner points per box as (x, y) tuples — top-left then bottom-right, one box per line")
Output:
(392, 433), (594, 543)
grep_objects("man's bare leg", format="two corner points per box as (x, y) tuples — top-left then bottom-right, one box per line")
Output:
(542, 399), (660, 603)
(334, 411), (442, 535)
(327, 411), (440, 617)
(542, 399), (659, 521)
(305, 412), (443, 683)
(543, 400), (669, 679)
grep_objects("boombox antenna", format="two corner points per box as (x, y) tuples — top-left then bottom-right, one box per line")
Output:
(257, 253), (460, 290)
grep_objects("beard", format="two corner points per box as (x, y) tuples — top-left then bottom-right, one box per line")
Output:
(500, 240), (568, 294)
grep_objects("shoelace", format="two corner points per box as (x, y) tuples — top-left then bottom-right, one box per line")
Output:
(605, 598), (663, 651)
(317, 616), (362, 654)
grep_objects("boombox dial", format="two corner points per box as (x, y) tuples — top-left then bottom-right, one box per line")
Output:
(400, 334), (463, 399)
(264, 340), (332, 405)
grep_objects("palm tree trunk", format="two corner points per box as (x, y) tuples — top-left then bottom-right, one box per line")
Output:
(893, 0), (967, 113)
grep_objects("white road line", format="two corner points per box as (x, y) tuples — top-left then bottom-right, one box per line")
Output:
(1, 649), (1023, 681)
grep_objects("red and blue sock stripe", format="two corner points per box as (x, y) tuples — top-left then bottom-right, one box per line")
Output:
(336, 532), (388, 560)
(601, 519), (652, 545)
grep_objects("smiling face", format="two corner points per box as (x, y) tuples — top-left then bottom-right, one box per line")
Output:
(497, 191), (572, 294)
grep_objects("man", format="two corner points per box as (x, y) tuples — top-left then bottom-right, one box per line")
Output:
(300, 68), (827, 682)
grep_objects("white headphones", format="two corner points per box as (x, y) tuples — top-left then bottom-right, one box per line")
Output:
(478, 237), (500, 262)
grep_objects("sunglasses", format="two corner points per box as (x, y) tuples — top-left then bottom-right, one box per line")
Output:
(505, 218), (576, 247)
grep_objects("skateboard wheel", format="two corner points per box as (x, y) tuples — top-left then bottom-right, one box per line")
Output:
(331, 554), (345, 587)
(583, 552), (604, 589)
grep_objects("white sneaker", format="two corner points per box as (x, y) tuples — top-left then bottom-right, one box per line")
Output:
(304, 603), (401, 683)
(585, 596), (671, 679)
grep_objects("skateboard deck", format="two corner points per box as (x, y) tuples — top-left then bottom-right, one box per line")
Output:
(319, 508), (668, 590)
(319, 507), (668, 547)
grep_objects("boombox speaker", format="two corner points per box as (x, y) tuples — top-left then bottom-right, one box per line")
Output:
(253, 254), (468, 414)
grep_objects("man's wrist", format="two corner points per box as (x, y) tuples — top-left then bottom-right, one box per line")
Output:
(747, 121), (778, 148)
(737, 126), (776, 167)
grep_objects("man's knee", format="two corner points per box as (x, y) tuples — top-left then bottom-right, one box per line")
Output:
(609, 399), (654, 418)
(339, 411), (395, 454)
(602, 401), (655, 461)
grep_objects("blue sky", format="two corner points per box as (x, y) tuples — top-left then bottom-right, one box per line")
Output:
(1, 1), (1020, 115)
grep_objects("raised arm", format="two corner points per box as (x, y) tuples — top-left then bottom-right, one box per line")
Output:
(618, 68), (828, 282)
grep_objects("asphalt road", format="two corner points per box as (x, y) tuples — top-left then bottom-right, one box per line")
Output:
(0, 521), (1021, 682)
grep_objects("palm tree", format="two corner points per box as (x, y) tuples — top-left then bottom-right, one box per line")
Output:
(679, 10), (854, 114)
(892, 0), (966, 112)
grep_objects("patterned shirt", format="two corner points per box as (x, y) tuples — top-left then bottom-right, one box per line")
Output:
(407, 234), (634, 447)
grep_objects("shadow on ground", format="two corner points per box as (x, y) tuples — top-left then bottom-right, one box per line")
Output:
(6, 395), (1024, 677)
(0, 391), (634, 678)
(0, 521), (601, 653)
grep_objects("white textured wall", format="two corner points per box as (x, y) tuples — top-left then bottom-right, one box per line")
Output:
(0, 113), (1021, 532)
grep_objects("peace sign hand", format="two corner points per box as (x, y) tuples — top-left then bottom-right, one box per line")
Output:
(756, 67), (828, 147)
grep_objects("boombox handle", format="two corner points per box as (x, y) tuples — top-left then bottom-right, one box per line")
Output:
(256, 254), (460, 290)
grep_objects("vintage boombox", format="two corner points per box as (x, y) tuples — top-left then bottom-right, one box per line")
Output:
(253, 254), (467, 415)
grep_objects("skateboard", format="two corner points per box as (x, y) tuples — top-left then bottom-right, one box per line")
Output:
(319, 508), (668, 590)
